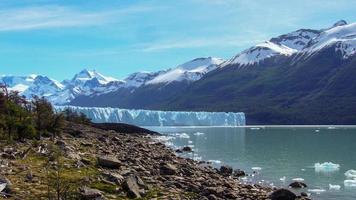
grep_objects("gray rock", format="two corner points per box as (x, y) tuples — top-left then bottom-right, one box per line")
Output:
(289, 181), (307, 188)
(160, 163), (178, 175)
(79, 187), (103, 200)
(219, 165), (233, 176)
(269, 188), (296, 200)
(122, 175), (144, 198)
(0, 183), (6, 193)
(97, 156), (121, 169)
(233, 169), (246, 177)
(0, 177), (12, 193)
(182, 146), (193, 152)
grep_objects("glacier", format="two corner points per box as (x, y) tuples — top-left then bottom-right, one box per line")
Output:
(55, 106), (246, 126)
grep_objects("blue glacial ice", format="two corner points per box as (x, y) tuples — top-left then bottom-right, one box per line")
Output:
(55, 106), (245, 126)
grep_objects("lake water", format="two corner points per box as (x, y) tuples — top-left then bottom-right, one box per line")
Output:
(147, 126), (356, 200)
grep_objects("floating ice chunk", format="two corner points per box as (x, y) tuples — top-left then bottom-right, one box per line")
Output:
(292, 178), (305, 182)
(308, 189), (326, 194)
(301, 168), (306, 171)
(250, 127), (261, 130)
(188, 140), (193, 144)
(177, 133), (190, 139)
(314, 162), (340, 172)
(327, 126), (336, 129)
(329, 184), (341, 190)
(252, 167), (262, 171)
(155, 135), (173, 142)
(279, 176), (286, 182)
(344, 180), (356, 187)
(345, 170), (356, 179)
(315, 130), (320, 132)
(193, 156), (202, 161)
(240, 177), (248, 181)
(154, 136), (175, 146)
(193, 132), (205, 136)
(208, 160), (221, 164)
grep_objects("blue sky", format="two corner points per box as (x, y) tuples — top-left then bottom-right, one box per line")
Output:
(0, 0), (355, 80)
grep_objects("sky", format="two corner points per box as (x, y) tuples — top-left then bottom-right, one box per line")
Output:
(0, 0), (355, 81)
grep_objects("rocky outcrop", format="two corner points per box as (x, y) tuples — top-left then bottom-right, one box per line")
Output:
(269, 188), (297, 200)
(289, 181), (308, 188)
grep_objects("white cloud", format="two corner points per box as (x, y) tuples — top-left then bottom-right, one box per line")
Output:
(0, 5), (153, 31)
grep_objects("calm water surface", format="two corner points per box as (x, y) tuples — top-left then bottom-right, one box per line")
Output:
(147, 126), (356, 200)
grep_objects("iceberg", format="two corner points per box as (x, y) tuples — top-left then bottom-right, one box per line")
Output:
(252, 167), (262, 171)
(292, 178), (304, 182)
(314, 162), (340, 172)
(329, 184), (341, 190)
(193, 132), (205, 136)
(344, 180), (356, 187)
(345, 169), (356, 179)
(55, 106), (245, 126)
(308, 189), (326, 194)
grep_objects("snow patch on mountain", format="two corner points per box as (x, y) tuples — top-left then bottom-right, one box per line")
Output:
(304, 22), (356, 59)
(70, 69), (118, 85)
(228, 41), (297, 66)
(147, 57), (224, 84)
(123, 71), (164, 88)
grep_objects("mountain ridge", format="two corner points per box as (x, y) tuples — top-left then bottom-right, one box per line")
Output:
(1, 20), (356, 124)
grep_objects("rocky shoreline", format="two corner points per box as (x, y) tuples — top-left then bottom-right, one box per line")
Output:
(1, 122), (309, 199)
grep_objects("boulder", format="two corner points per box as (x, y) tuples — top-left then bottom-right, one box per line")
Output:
(0, 183), (6, 193)
(160, 163), (178, 175)
(269, 188), (296, 200)
(182, 146), (193, 152)
(219, 165), (233, 176)
(175, 149), (183, 153)
(0, 177), (12, 193)
(289, 181), (307, 188)
(79, 187), (103, 200)
(233, 169), (246, 177)
(300, 192), (308, 197)
(122, 175), (144, 198)
(97, 156), (121, 169)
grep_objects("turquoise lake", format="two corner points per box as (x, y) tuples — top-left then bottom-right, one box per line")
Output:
(147, 126), (356, 200)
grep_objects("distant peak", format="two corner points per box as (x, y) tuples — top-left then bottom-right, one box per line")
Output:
(332, 20), (347, 27)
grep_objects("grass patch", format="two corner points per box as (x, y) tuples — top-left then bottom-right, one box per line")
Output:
(90, 181), (118, 194)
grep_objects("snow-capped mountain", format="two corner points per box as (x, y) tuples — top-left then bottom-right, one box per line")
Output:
(301, 21), (356, 59)
(69, 69), (118, 86)
(223, 20), (355, 67)
(48, 69), (124, 104)
(0, 74), (64, 99)
(2, 20), (355, 114)
(1, 57), (225, 104)
(122, 71), (164, 88)
(146, 57), (224, 85)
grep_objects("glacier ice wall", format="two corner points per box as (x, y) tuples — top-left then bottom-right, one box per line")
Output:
(55, 106), (245, 126)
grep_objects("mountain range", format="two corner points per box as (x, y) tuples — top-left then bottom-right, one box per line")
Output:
(1, 20), (355, 124)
